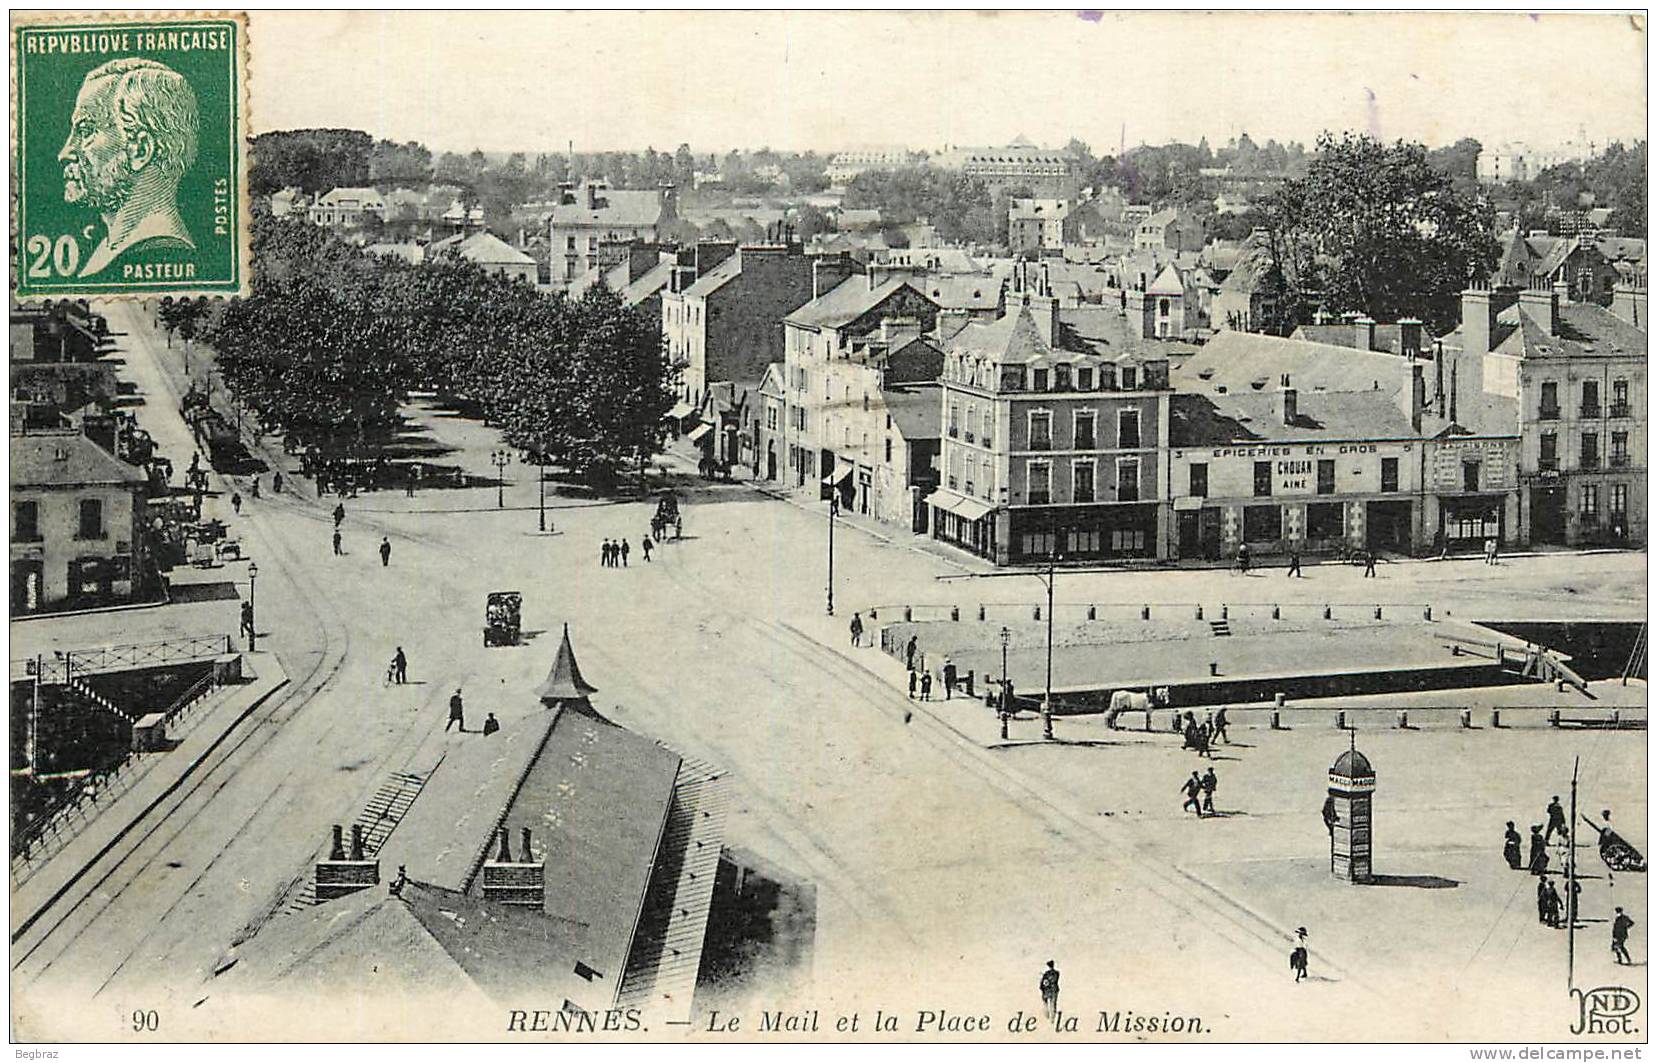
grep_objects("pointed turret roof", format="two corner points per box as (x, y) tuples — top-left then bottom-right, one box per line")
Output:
(536, 624), (598, 703)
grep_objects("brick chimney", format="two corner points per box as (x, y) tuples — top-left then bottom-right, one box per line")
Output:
(481, 826), (545, 908)
(315, 824), (380, 902)
(1279, 374), (1297, 426)
(812, 253), (858, 299)
(583, 182), (599, 210)
(1398, 317), (1423, 360)
(1459, 283), (1511, 357)
(1353, 315), (1376, 352)
(1519, 285), (1559, 337)
(1404, 362), (1427, 433)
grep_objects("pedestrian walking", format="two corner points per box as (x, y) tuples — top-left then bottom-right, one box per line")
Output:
(1290, 930), (1310, 982)
(1504, 821), (1524, 870)
(379, 537), (391, 567)
(1214, 705), (1230, 744)
(919, 672), (933, 701)
(1544, 796), (1569, 845)
(1198, 721), (1214, 758)
(1286, 549), (1302, 577)
(600, 540), (610, 567)
(1236, 542), (1251, 575)
(1536, 876), (1552, 925)
(231, 491), (242, 515)
(250, 478), (261, 500)
(1528, 824), (1550, 875)
(481, 713), (500, 737)
(642, 537), (653, 562)
(332, 528), (343, 556)
(942, 660), (957, 700)
(1039, 961), (1061, 1023)
(908, 668), (917, 700)
(621, 539), (631, 567)
(240, 600), (254, 643)
(1362, 550), (1378, 578)
(393, 646), (407, 685)
(1200, 766), (1218, 815)
(1612, 907), (1635, 964)
(273, 471), (284, 494)
(905, 635), (918, 670)
(333, 502), (345, 529)
(849, 612), (864, 647)
(446, 689), (465, 733)
(1181, 771), (1203, 815)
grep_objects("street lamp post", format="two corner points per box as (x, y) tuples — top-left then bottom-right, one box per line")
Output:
(999, 625), (1011, 740)
(826, 496), (838, 616)
(490, 449), (511, 509)
(247, 561), (259, 652)
(536, 455), (547, 533)
(1029, 543), (1060, 741)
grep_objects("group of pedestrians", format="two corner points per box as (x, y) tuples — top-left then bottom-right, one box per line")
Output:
(1180, 767), (1220, 816)
(1501, 795), (1638, 965)
(600, 537), (646, 567)
(1179, 709), (1227, 755)
(443, 687), (498, 737)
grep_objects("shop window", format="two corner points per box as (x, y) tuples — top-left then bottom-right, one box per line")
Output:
(1022, 531), (1056, 557)
(1316, 459), (1336, 495)
(1253, 461), (1272, 497)
(1307, 502), (1344, 540)
(1110, 528), (1147, 554)
(1067, 529), (1101, 554)
(1610, 483), (1629, 517)
(1244, 504), (1282, 542)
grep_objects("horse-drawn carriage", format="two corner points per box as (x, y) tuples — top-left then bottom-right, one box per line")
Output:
(1584, 814), (1647, 873)
(484, 591), (523, 647)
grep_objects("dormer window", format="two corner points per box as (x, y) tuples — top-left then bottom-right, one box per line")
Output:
(1032, 368), (1050, 391)
(1054, 365), (1071, 391)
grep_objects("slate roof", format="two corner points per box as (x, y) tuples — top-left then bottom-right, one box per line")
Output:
(1439, 299), (1648, 362)
(620, 260), (675, 308)
(317, 186), (385, 209)
(11, 431), (146, 488)
(917, 273), (1003, 311)
(1291, 322), (1419, 356)
(550, 187), (670, 229)
(882, 383), (943, 440)
(948, 304), (1053, 363)
(681, 253), (743, 299)
(1009, 198), (1071, 221)
(449, 232), (535, 266)
(1175, 330), (1416, 401)
(1057, 306), (1201, 360)
(1147, 264), (1186, 296)
(1170, 389), (1417, 446)
(784, 276), (932, 330)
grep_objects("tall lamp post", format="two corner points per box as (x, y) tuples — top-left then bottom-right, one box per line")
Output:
(1029, 541), (1060, 741)
(490, 449), (511, 509)
(535, 453), (547, 532)
(826, 495), (838, 616)
(999, 625), (1012, 740)
(247, 561), (259, 652)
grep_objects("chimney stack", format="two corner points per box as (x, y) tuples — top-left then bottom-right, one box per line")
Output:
(1353, 315), (1377, 352)
(315, 825), (381, 902)
(1519, 284), (1559, 337)
(812, 253), (857, 300)
(584, 182), (599, 210)
(1398, 317), (1423, 360)
(482, 824), (547, 908)
(1280, 374), (1298, 426)
(1459, 283), (1510, 357)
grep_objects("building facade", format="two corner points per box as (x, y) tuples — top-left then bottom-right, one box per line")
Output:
(11, 431), (149, 614)
(548, 181), (678, 286)
(661, 244), (817, 404)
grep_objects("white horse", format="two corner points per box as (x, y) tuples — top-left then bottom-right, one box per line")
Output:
(1106, 687), (1171, 726)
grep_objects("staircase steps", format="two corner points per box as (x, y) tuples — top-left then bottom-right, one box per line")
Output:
(1209, 620), (1232, 638)
(283, 769), (428, 913)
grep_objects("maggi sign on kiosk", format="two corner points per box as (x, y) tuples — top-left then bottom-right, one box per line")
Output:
(1328, 743), (1375, 883)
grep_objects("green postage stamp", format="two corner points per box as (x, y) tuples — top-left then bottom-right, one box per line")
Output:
(11, 13), (250, 298)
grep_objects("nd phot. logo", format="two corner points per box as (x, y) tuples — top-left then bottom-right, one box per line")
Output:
(1570, 985), (1641, 1036)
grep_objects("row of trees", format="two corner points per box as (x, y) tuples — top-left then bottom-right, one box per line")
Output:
(199, 215), (673, 488)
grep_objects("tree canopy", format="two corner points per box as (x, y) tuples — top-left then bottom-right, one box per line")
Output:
(1251, 132), (1498, 334)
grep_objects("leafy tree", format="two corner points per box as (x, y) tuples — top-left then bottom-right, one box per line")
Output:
(1254, 132), (1498, 333)
(250, 129), (373, 195)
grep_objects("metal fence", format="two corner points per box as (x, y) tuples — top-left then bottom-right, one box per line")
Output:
(12, 632), (232, 684)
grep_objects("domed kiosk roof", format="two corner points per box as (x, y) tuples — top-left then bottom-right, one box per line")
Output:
(1331, 748), (1374, 778)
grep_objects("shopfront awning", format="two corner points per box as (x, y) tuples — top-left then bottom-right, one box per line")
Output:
(665, 402), (695, 420)
(822, 464), (854, 487)
(924, 489), (993, 523)
(684, 422), (712, 443)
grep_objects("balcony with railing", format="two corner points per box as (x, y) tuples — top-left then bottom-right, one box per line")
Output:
(1539, 405), (1561, 421)
(1611, 403), (1632, 420)
(1611, 453), (1633, 468)
(1029, 434), (1052, 452)
(1538, 455), (1559, 472)
(1581, 404), (1602, 420)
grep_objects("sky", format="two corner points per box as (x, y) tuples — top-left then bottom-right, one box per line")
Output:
(248, 10), (1647, 156)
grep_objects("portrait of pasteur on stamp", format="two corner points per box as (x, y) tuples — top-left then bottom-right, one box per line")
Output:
(11, 12), (249, 298)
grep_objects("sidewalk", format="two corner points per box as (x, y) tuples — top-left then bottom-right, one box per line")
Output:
(10, 653), (290, 938)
